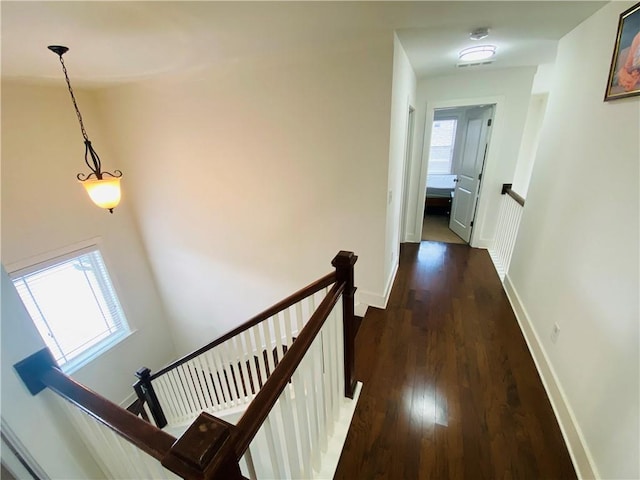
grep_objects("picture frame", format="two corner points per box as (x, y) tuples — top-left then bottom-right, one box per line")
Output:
(605, 2), (640, 101)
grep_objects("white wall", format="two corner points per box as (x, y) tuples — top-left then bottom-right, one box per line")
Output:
(380, 34), (416, 306)
(506, 2), (639, 479)
(404, 67), (535, 246)
(96, 37), (395, 354)
(511, 93), (548, 197)
(1, 82), (178, 474)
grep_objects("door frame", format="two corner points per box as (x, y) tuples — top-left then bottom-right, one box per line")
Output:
(399, 106), (415, 242)
(412, 95), (504, 247)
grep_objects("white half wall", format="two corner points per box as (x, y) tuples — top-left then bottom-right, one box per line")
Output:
(96, 37), (396, 354)
(507, 2), (639, 479)
(404, 67), (535, 246)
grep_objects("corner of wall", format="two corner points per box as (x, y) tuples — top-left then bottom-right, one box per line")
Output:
(357, 259), (399, 311)
(503, 275), (598, 480)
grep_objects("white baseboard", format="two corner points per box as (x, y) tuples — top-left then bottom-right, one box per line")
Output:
(471, 237), (492, 249)
(357, 291), (385, 310)
(357, 260), (399, 311)
(503, 275), (597, 480)
(354, 302), (368, 318)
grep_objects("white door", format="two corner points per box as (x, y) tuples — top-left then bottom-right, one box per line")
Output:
(449, 106), (493, 242)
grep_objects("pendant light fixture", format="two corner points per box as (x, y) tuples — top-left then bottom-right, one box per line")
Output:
(48, 45), (123, 213)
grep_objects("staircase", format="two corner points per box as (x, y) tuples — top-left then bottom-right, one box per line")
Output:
(14, 251), (361, 479)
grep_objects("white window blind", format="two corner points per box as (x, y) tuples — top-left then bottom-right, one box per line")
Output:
(429, 119), (458, 174)
(11, 247), (130, 373)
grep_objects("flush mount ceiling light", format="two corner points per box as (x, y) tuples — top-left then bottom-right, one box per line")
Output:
(470, 28), (490, 41)
(48, 45), (123, 213)
(458, 45), (497, 62)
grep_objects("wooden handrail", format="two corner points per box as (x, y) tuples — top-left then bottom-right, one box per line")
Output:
(41, 368), (176, 461)
(149, 271), (337, 381)
(501, 183), (525, 207)
(231, 281), (345, 459)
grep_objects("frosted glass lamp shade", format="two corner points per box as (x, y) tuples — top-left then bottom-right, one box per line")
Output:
(459, 45), (497, 62)
(81, 177), (122, 211)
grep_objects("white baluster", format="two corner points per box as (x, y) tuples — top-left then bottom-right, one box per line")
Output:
(302, 344), (322, 472)
(211, 346), (235, 406)
(262, 414), (285, 478)
(284, 307), (294, 347)
(166, 370), (189, 422)
(251, 325), (269, 389)
(273, 312), (285, 366)
(142, 399), (156, 426)
(243, 446), (258, 480)
(261, 317), (277, 376)
(242, 330), (260, 396)
(200, 351), (223, 409)
(331, 301), (341, 420)
(187, 361), (208, 412)
(295, 301), (304, 335)
(219, 340), (242, 403)
(175, 365), (198, 417)
(193, 355), (216, 411)
(312, 333), (329, 452)
(292, 368), (312, 479)
(327, 312), (338, 427)
(279, 386), (302, 478)
(336, 298), (345, 402)
(231, 334), (251, 401)
(152, 378), (176, 424)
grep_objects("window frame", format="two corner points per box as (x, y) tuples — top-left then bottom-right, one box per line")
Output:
(8, 241), (133, 374)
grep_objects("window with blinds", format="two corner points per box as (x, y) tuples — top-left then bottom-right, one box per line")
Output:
(429, 118), (458, 174)
(11, 246), (130, 373)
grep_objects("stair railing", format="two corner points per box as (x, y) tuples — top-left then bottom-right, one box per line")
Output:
(14, 250), (358, 479)
(133, 269), (339, 429)
(489, 184), (526, 280)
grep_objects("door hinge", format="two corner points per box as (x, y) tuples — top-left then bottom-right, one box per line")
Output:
(470, 221), (474, 227)
(487, 118), (492, 126)
(478, 173), (482, 180)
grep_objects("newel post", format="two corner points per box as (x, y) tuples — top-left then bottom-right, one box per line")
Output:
(134, 367), (167, 429)
(332, 250), (358, 399)
(162, 413), (243, 480)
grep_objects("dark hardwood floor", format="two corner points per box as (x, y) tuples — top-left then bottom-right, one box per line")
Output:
(334, 242), (576, 480)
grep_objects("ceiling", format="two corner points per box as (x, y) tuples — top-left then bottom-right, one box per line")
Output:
(1, 1), (606, 86)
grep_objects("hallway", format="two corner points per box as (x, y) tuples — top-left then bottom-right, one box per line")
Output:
(334, 242), (575, 479)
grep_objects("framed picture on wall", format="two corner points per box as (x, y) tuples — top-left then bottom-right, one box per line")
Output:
(605, 2), (640, 101)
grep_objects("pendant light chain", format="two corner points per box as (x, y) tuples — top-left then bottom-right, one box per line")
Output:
(49, 44), (123, 213)
(57, 54), (89, 142)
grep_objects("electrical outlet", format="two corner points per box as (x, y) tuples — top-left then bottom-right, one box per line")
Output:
(551, 323), (560, 344)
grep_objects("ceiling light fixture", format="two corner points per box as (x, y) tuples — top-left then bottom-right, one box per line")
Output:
(470, 28), (490, 41)
(459, 45), (497, 62)
(48, 45), (123, 213)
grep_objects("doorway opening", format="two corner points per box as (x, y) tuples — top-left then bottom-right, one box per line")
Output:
(422, 104), (494, 244)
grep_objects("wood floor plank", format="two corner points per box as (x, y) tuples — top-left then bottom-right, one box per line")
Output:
(334, 242), (576, 479)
